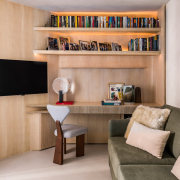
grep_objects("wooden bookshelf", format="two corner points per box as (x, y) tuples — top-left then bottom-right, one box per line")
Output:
(34, 27), (161, 34)
(31, 8), (166, 146)
(34, 7), (166, 106)
(33, 50), (160, 56)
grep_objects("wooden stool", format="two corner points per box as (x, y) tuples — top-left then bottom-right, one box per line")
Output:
(47, 105), (88, 165)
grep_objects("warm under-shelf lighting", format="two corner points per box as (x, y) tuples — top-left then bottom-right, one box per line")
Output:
(51, 11), (158, 18)
(50, 32), (158, 36)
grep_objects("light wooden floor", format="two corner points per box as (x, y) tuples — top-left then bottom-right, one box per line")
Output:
(0, 144), (111, 180)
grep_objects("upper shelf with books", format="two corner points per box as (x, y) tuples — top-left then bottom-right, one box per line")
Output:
(49, 14), (160, 29)
(33, 27), (161, 34)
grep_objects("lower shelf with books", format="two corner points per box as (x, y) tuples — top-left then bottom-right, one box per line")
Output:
(33, 50), (160, 56)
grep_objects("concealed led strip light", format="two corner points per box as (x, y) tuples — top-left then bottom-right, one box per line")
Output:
(51, 11), (158, 18)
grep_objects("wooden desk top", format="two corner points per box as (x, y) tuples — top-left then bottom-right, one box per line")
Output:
(27, 102), (161, 115)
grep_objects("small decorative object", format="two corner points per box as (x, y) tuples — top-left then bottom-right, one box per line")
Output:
(48, 37), (59, 50)
(69, 43), (79, 51)
(118, 87), (124, 101)
(59, 90), (63, 103)
(105, 43), (112, 51)
(108, 82), (124, 100)
(99, 43), (108, 51)
(90, 41), (98, 51)
(135, 87), (142, 103)
(59, 36), (70, 50)
(52, 77), (74, 105)
(79, 40), (91, 51)
(112, 43), (122, 51)
(123, 85), (135, 103)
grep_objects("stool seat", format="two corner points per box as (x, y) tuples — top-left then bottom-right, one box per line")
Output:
(54, 124), (88, 138)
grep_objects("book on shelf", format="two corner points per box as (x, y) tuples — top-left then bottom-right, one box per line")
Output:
(103, 99), (122, 103)
(50, 15), (160, 29)
(128, 35), (160, 51)
(102, 99), (122, 106)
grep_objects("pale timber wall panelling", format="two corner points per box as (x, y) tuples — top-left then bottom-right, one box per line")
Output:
(152, 5), (166, 106)
(58, 66), (154, 103)
(64, 114), (120, 143)
(53, 34), (157, 104)
(0, 0), (50, 159)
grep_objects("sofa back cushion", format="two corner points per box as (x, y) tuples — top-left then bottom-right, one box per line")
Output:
(124, 105), (170, 138)
(164, 105), (180, 159)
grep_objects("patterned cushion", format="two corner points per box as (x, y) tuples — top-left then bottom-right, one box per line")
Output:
(124, 105), (170, 138)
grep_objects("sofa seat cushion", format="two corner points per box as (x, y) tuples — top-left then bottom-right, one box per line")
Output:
(118, 165), (177, 180)
(108, 137), (175, 179)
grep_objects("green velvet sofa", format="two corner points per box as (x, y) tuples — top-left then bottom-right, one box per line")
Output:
(108, 105), (180, 180)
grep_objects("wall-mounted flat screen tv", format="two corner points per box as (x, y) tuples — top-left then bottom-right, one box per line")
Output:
(0, 59), (48, 96)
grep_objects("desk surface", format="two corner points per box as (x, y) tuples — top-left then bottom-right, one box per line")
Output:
(27, 102), (161, 115)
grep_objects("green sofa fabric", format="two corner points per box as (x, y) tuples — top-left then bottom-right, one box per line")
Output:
(108, 105), (180, 180)
(109, 119), (130, 137)
(164, 105), (180, 159)
(118, 165), (177, 180)
(108, 137), (175, 179)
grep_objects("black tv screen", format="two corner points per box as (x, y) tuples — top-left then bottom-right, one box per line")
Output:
(0, 59), (48, 96)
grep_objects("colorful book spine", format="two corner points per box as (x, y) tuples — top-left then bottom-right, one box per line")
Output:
(66, 16), (68, 27)
(50, 15), (160, 29)
(102, 101), (121, 106)
(75, 16), (77, 27)
(129, 35), (159, 51)
(57, 16), (59, 27)
(98, 16), (101, 28)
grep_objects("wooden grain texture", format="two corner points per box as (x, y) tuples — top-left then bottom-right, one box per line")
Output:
(33, 50), (160, 56)
(41, 114), (56, 149)
(153, 5), (166, 106)
(47, 55), (59, 103)
(29, 113), (56, 150)
(76, 134), (85, 157)
(34, 27), (161, 33)
(60, 114), (121, 144)
(0, 0), (50, 159)
(28, 114), (42, 150)
(53, 121), (63, 165)
(59, 68), (154, 103)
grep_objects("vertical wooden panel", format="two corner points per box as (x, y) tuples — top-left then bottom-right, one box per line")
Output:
(153, 5), (166, 105)
(0, 0), (50, 159)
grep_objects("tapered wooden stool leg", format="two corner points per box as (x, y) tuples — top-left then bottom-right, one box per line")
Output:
(76, 134), (85, 157)
(64, 138), (66, 154)
(53, 121), (63, 165)
(53, 136), (63, 165)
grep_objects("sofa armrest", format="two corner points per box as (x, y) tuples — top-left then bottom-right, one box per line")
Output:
(109, 119), (130, 137)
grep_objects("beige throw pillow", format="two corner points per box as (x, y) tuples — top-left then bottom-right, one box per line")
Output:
(171, 156), (180, 180)
(126, 122), (170, 159)
(124, 105), (170, 138)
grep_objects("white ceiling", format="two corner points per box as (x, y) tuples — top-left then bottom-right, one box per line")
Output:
(8, 0), (169, 12)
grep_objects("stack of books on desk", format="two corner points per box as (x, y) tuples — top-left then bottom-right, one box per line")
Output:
(102, 99), (122, 106)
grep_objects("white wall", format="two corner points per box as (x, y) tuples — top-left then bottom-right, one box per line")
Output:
(166, 0), (180, 107)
